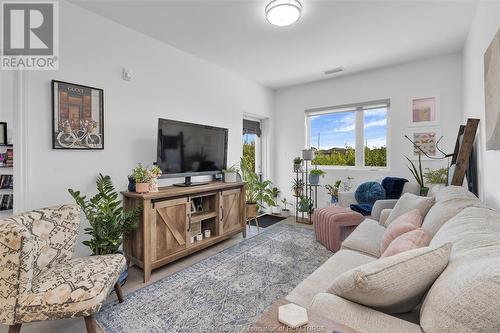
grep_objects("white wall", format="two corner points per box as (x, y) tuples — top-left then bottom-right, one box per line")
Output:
(462, 1), (500, 211)
(25, 2), (274, 256)
(274, 53), (463, 207)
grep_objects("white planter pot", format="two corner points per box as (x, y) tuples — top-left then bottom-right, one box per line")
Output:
(223, 172), (237, 183)
(272, 206), (282, 215)
(302, 149), (315, 161)
(281, 209), (290, 217)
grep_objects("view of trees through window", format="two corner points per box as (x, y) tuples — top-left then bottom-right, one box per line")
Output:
(309, 106), (387, 167)
(243, 133), (256, 172)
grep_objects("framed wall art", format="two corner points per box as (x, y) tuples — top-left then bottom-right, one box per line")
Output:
(407, 127), (442, 159)
(410, 96), (439, 127)
(485, 28), (500, 150)
(52, 80), (104, 150)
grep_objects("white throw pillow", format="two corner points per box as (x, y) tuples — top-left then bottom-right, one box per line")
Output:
(383, 193), (434, 227)
(421, 185), (483, 237)
(327, 242), (452, 314)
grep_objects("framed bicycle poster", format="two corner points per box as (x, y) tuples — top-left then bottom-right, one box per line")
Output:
(52, 80), (104, 150)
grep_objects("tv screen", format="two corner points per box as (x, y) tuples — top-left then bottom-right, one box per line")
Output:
(157, 119), (228, 177)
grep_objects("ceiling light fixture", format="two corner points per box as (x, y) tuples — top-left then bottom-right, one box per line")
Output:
(265, 0), (302, 27)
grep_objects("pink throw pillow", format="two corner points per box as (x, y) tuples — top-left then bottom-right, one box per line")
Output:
(381, 228), (431, 257)
(380, 209), (423, 254)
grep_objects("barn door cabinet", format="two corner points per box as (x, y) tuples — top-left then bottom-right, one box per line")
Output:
(122, 182), (246, 283)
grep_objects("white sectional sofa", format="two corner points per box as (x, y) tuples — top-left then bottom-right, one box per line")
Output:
(286, 186), (500, 333)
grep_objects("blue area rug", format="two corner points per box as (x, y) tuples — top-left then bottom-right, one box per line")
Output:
(97, 223), (332, 333)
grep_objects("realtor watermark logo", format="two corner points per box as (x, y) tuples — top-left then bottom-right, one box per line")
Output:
(1, 1), (59, 70)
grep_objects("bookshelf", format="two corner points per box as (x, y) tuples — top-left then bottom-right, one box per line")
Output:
(0, 145), (13, 218)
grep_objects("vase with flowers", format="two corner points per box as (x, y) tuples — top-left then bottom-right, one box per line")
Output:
(149, 165), (162, 192)
(325, 180), (342, 205)
(131, 163), (152, 193)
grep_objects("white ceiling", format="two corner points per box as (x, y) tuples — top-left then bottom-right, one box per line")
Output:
(71, 0), (478, 89)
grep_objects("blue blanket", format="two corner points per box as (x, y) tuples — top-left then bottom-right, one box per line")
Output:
(350, 203), (374, 216)
(382, 177), (409, 199)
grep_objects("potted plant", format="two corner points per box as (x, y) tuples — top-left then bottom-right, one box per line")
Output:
(240, 157), (274, 218)
(424, 167), (448, 185)
(325, 180), (342, 205)
(309, 169), (326, 185)
(68, 174), (142, 285)
(281, 198), (293, 217)
(222, 163), (239, 183)
(298, 196), (314, 215)
(302, 148), (315, 161)
(270, 187), (281, 214)
(293, 157), (303, 172)
(406, 153), (429, 196)
(131, 163), (151, 193)
(424, 166), (448, 194)
(292, 179), (304, 197)
(149, 165), (162, 192)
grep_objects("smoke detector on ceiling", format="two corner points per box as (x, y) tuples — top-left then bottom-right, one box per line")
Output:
(324, 67), (344, 75)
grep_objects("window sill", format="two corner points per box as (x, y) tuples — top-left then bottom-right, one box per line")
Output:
(311, 165), (390, 172)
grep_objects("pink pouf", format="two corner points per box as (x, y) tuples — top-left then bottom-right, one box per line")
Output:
(312, 206), (365, 252)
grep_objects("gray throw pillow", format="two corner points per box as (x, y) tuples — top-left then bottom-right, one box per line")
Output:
(328, 242), (451, 314)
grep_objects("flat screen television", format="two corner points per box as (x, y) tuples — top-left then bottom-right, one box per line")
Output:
(157, 118), (228, 186)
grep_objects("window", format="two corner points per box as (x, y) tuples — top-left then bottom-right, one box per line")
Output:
(306, 100), (388, 168)
(243, 118), (262, 175)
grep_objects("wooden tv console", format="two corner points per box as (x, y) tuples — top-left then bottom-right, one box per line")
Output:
(122, 181), (246, 283)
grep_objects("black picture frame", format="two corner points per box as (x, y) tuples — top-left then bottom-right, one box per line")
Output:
(0, 123), (7, 145)
(52, 80), (104, 150)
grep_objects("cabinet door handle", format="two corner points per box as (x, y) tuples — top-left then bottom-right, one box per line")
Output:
(221, 207), (224, 220)
(187, 215), (191, 231)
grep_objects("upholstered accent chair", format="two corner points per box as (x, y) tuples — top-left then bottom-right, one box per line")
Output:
(0, 204), (126, 333)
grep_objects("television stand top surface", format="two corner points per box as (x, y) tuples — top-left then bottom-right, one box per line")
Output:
(122, 181), (245, 200)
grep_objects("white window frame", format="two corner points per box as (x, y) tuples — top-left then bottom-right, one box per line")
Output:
(243, 113), (268, 179)
(304, 99), (391, 170)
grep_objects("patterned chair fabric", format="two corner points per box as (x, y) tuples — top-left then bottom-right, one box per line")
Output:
(0, 204), (126, 325)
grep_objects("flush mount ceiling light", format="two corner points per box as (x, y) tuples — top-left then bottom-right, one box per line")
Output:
(265, 0), (302, 27)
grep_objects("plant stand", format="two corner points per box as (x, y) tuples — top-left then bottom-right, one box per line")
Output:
(293, 158), (318, 225)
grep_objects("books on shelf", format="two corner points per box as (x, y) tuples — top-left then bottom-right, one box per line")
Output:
(0, 148), (13, 167)
(0, 175), (13, 189)
(4, 148), (13, 167)
(0, 194), (13, 210)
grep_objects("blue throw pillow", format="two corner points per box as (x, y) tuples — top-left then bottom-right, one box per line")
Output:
(355, 181), (386, 205)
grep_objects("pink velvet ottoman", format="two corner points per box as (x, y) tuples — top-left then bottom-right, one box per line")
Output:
(312, 206), (365, 252)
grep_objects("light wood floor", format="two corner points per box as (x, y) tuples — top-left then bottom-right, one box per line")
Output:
(1, 217), (308, 333)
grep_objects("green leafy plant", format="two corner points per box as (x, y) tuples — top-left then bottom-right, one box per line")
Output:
(405, 154), (424, 188)
(292, 179), (304, 197)
(293, 157), (303, 164)
(406, 153), (429, 195)
(271, 187), (280, 199)
(325, 180), (342, 197)
(298, 196), (314, 214)
(240, 156), (275, 208)
(281, 198), (293, 210)
(223, 162), (239, 173)
(68, 174), (141, 255)
(131, 163), (151, 183)
(310, 169), (326, 177)
(149, 165), (162, 179)
(424, 167), (448, 184)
